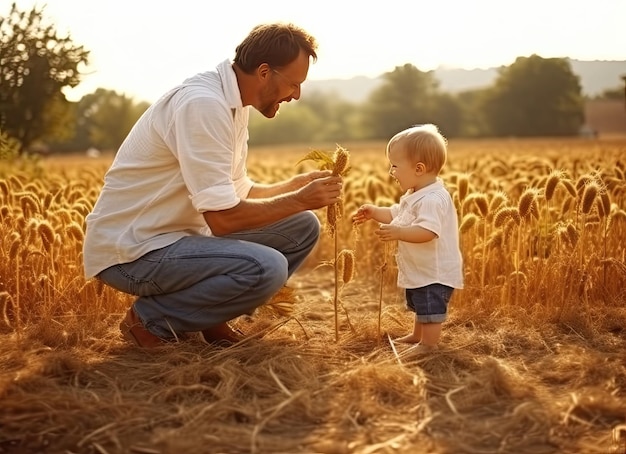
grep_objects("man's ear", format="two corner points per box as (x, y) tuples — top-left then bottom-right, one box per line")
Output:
(258, 63), (271, 81)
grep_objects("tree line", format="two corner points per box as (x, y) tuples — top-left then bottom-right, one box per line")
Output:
(0, 3), (620, 155)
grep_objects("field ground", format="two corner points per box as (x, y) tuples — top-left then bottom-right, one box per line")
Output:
(1, 137), (625, 454)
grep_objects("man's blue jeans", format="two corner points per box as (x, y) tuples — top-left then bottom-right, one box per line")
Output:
(97, 211), (320, 339)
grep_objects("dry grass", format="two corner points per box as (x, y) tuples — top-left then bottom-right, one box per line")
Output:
(1, 137), (625, 454)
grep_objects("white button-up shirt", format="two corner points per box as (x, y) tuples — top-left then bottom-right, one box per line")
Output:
(83, 59), (254, 278)
(390, 179), (464, 289)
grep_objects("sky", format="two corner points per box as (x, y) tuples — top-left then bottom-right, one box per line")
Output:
(7, 0), (626, 103)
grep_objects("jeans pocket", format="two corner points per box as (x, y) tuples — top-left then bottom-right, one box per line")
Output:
(126, 274), (163, 296)
(437, 285), (453, 305)
(99, 263), (163, 296)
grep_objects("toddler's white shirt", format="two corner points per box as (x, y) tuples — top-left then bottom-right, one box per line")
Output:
(390, 179), (464, 289)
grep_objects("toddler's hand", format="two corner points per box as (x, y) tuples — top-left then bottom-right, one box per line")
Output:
(375, 223), (400, 241)
(352, 204), (374, 225)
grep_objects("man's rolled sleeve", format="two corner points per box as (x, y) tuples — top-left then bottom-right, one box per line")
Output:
(191, 184), (240, 212)
(233, 175), (254, 199)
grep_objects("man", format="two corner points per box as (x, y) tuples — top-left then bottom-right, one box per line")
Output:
(83, 23), (342, 348)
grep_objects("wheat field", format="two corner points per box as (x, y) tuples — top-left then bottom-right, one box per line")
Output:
(1, 137), (625, 454)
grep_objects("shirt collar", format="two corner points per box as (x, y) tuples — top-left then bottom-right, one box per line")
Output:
(216, 59), (243, 111)
(400, 178), (444, 202)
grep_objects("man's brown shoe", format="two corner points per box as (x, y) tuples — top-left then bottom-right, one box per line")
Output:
(201, 322), (246, 347)
(120, 307), (165, 348)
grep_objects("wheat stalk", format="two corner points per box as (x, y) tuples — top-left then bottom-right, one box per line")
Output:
(459, 213), (479, 233)
(487, 191), (508, 222)
(18, 192), (41, 219)
(38, 220), (55, 255)
(0, 291), (12, 329)
(8, 231), (21, 261)
(330, 146), (351, 341)
(298, 144), (351, 342)
(263, 286), (299, 317)
(66, 221), (85, 243)
(473, 193), (489, 219)
(457, 173), (470, 206)
(561, 179), (577, 199)
(377, 242), (393, 343)
(494, 206), (521, 228)
(577, 180), (600, 268)
(597, 192), (610, 219)
(581, 181), (599, 215)
(332, 145), (349, 176)
(518, 187), (540, 221)
(0, 179), (9, 200)
(338, 249), (355, 285)
(596, 189), (612, 286)
(606, 207), (626, 234)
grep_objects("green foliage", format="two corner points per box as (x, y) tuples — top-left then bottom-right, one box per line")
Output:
(0, 129), (19, 161)
(0, 129), (42, 176)
(0, 2), (89, 152)
(361, 64), (440, 140)
(297, 92), (363, 141)
(75, 88), (149, 151)
(482, 55), (585, 137)
(0, 13), (600, 155)
(243, 57), (589, 145)
(594, 86), (625, 101)
(248, 91), (365, 146)
(249, 103), (323, 145)
(455, 88), (492, 137)
(430, 92), (464, 138)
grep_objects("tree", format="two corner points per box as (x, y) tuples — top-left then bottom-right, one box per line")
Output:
(298, 91), (361, 142)
(430, 93), (464, 138)
(248, 103), (323, 146)
(360, 64), (440, 140)
(0, 3), (89, 152)
(76, 89), (149, 152)
(595, 86), (624, 101)
(455, 88), (491, 137)
(482, 55), (584, 137)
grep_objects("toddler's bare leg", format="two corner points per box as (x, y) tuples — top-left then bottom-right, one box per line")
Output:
(420, 322), (442, 348)
(395, 315), (422, 343)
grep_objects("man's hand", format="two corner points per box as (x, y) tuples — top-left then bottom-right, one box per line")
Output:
(290, 170), (333, 190)
(296, 175), (342, 210)
(204, 173), (341, 236)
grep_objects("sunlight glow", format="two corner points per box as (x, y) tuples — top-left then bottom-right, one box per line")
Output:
(8, 0), (626, 102)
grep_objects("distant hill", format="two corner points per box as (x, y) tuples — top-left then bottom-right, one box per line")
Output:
(304, 60), (626, 103)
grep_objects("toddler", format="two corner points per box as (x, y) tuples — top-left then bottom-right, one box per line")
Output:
(353, 124), (464, 353)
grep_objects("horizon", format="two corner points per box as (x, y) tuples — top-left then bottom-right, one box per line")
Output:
(8, 0), (626, 102)
(309, 57), (626, 78)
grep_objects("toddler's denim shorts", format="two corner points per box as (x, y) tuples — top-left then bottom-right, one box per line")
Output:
(405, 283), (454, 323)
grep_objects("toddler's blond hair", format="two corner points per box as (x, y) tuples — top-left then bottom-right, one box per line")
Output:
(386, 124), (448, 174)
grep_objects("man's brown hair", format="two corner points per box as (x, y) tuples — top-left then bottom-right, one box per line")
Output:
(234, 23), (318, 73)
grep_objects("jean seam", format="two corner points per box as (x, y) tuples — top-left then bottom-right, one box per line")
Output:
(115, 264), (164, 294)
(229, 230), (302, 250)
(185, 255), (267, 318)
(159, 253), (267, 263)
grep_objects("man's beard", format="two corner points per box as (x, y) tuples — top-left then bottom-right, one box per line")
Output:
(257, 85), (282, 118)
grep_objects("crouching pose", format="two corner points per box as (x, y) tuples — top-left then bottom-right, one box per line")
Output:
(83, 23), (342, 348)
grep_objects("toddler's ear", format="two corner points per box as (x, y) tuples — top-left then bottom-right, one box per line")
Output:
(415, 162), (426, 173)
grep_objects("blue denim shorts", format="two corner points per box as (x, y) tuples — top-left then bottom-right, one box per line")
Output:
(405, 284), (454, 323)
